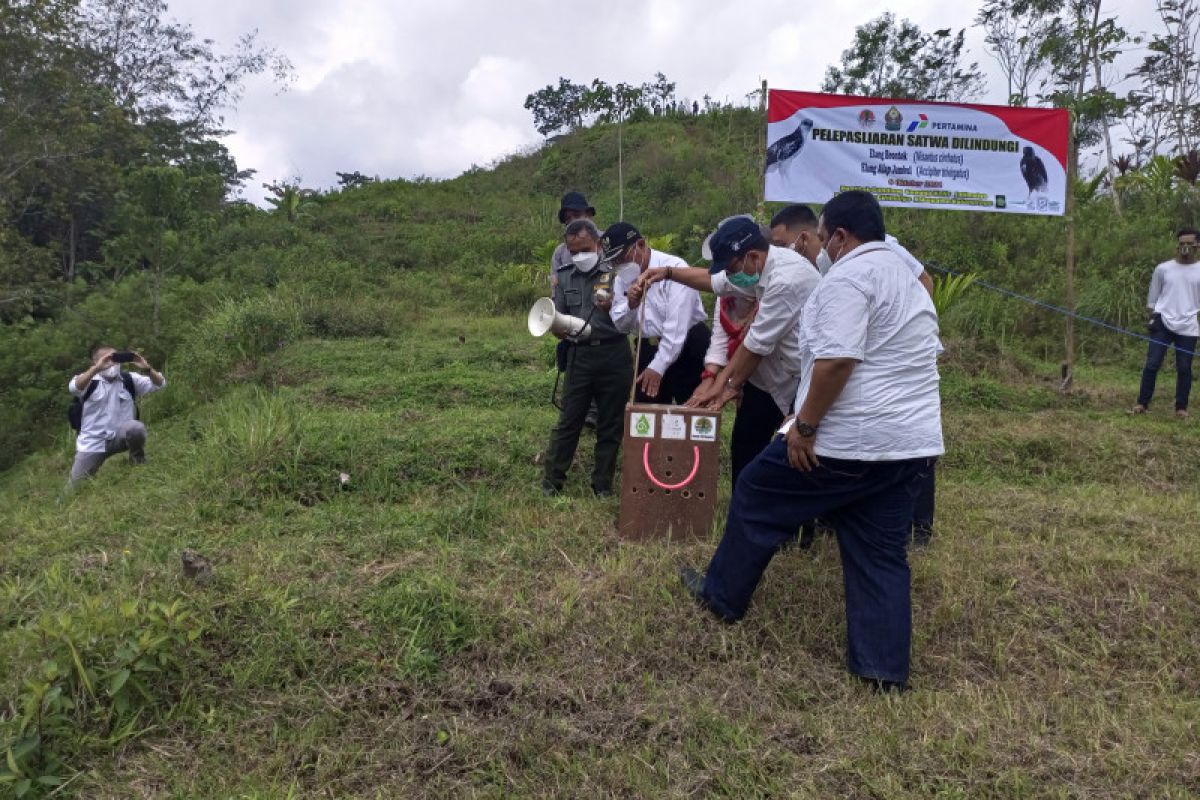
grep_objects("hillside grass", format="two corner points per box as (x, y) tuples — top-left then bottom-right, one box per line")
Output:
(3, 292), (1200, 798)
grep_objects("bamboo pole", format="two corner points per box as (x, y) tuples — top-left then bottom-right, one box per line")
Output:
(1062, 118), (1077, 392)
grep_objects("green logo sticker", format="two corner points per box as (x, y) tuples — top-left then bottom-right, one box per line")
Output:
(691, 415), (717, 442)
(631, 412), (656, 438)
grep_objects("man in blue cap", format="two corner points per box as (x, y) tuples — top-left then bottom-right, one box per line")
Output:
(633, 215), (818, 486)
(679, 191), (944, 692)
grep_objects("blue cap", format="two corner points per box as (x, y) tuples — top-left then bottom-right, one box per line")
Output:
(706, 216), (766, 274)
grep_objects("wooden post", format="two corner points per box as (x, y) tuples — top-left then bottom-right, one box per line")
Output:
(1062, 117), (1077, 392)
(758, 79), (768, 216)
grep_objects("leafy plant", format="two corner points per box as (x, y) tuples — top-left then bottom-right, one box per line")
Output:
(932, 271), (978, 318)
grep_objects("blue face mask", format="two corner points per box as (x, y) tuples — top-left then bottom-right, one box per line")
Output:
(727, 270), (760, 289)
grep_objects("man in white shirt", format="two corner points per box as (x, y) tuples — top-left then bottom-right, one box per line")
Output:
(633, 216), (820, 485)
(679, 191), (944, 692)
(68, 346), (166, 485)
(602, 222), (710, 404)
(1133, 227), (1200, 418)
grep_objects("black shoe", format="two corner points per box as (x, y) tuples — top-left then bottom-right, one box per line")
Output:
(592, 487), (613, 498)
(857, 675), (908, 694)
(130, 453), (147, 466)
(541, 484), (561, 497)
(679, 566), (707, 602)
(911, 524), (933, 547)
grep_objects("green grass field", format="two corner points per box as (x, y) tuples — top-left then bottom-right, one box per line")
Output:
(3, 302), (1200, 798)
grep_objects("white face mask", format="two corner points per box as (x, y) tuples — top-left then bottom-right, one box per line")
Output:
(102, 365), (121, 380)
(816, 249), (833, 275)
(572, 252), (599, 273)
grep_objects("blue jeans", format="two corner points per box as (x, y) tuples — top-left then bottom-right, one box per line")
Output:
(1137, 326), (1197, 411)
(701, 438), (930, 684)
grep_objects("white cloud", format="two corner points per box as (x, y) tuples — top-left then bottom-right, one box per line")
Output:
(160, 0), (1162, 204)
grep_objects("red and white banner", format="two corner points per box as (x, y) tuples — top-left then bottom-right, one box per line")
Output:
(765, 90), (1070, 216)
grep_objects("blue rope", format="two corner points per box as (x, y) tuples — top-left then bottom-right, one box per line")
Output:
(921, 260), (1197, 358)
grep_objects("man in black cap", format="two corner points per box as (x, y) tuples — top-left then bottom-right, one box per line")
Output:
(549, 191), (597, 290)
(549, 191), (601, 428)
(601, 222), (710, 404)
(541, 219), (633, 498)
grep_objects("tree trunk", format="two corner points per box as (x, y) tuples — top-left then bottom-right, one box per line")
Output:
(1093, 58), (1121, 214)
(64, 212), (77, 281)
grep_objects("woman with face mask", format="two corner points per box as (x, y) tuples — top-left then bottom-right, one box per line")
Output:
(541, 219), (634, 498)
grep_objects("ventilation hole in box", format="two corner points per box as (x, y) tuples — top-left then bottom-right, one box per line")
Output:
(682, 490), (691, 499)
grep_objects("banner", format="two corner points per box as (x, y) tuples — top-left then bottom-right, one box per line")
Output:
(765, 90), (1070, 216)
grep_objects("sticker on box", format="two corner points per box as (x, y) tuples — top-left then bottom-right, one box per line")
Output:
(690, 416), (717, 442)
(631, 412), (656, 438)
(660, 414), (687, 440)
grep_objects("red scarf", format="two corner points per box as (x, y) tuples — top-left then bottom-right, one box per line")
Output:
(719, 296), (757, 360)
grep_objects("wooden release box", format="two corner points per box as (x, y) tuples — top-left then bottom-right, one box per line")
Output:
(618, 403), (721, 541)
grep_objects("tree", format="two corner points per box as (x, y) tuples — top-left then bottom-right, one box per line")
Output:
(262, 180), (317, 223)
(336, 171), (375, 190)
(104, 166), (224, 336)
(976, 0), (1056, 104)
(641, 72), (676, 113)
(1128, 1), (1200, 157)
(822, 14), (986, 101)
(523, 78), (590, 137)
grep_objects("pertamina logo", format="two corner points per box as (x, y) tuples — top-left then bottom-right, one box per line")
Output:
(906, 114), (929, 133)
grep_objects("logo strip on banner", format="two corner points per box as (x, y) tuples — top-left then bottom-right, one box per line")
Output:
(764, 90), (1070, 216)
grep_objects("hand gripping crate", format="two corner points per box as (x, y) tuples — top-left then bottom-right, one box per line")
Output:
(618, 403), (721, 541)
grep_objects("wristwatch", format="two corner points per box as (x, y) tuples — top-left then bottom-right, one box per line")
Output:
(794, 421), (818, 438)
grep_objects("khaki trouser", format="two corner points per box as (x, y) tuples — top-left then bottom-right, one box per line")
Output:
(68, 420), (147, 485)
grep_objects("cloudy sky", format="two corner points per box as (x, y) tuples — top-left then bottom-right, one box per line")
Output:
(166, 0), (1159, 204)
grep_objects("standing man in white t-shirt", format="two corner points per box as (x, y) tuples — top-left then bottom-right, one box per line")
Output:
(603, 222), (711, 404)
(1133, 227), (1200, 418)
(679, 191), (943, 692)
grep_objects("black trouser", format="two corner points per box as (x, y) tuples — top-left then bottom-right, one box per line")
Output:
(543, 338), (633, 493)
(634, 322), (712, 404)
(731, 381), (815, 547)
(1137, 325), (1197, 411)
(911, 457), (937, 545)
(730, 381), (787, 487)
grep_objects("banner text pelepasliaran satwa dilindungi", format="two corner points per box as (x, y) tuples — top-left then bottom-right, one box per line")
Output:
(765, 89), (1070, 216)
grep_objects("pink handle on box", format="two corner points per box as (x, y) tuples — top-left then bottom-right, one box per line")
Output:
(642, 443), (701, 490)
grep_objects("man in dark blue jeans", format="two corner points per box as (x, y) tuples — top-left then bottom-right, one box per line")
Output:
(679, 191), (944, 692)
(1133, 227), (1200, 418)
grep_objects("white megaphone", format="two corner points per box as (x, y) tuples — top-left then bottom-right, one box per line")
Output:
(527, 297), (591, 338)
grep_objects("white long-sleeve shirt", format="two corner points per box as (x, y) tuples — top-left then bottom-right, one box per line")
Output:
(69, 371), (165, 453)
(710, 245), (820, 414)
(1147, 259), (1200, 336)
(611, 249), (707, 375)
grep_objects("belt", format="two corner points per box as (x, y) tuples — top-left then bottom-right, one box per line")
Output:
(578, 335), (626, 347)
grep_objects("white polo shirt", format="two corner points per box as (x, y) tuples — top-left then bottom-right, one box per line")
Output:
(711, 245), (820, 414)
(611, 249), (707, 375)
(69, 371), (164, 453)
(792, 241), (943, 461)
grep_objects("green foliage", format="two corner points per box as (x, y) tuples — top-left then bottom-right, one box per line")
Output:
(0, 573), (204, 797)
(932, 271), (978, 318)
(823, 14), (986, 101)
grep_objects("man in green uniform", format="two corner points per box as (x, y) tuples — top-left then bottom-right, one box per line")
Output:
(542, 219), (633, 498)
